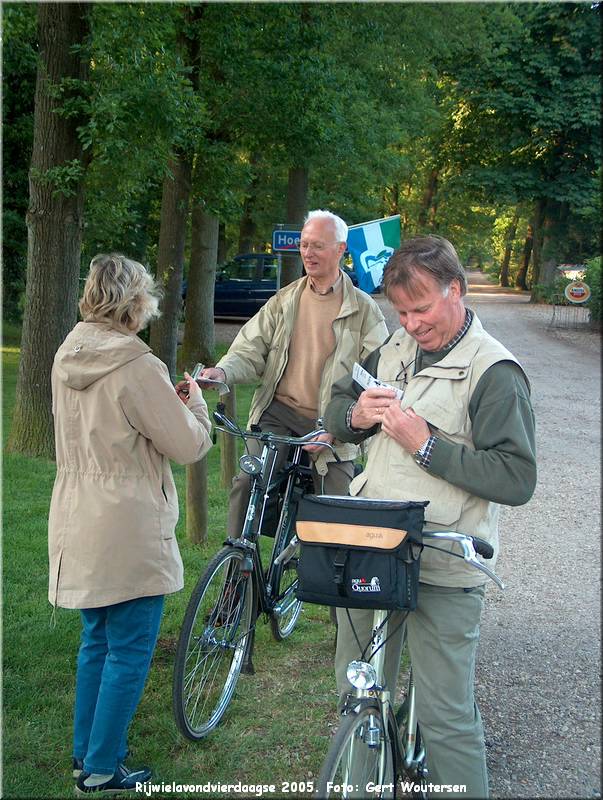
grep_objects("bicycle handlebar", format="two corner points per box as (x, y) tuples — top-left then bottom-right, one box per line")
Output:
(422, 531), (503, 589)
(275, 528), (502, 589)
(212, 404), (339, 457)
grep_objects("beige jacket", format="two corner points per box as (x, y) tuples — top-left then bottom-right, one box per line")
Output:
(48, 321), (212, 609)
(216, 271), (389, 475)
(349, 314), (524, 587)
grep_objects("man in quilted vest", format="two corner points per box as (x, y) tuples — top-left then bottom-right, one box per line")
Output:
(324, 235), (537, 799)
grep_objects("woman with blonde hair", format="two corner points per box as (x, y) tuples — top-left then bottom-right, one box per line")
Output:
(48, 253), (212, 794)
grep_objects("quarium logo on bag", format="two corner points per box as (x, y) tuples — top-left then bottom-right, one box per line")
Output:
(351, 577), (382, 593)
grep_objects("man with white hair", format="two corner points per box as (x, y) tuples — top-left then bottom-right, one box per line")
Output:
(199, 209), (388, 539)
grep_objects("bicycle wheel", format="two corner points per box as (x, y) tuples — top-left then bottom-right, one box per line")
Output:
(317, 705), (396, 799)
(269, 540), (302, 641)
(172, 546), (255, 740)
(395, 699), (427, 799)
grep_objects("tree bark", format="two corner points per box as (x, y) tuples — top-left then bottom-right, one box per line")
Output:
(418, 168), (439, 230)
(515, 224), (533, 290)
(182, 206), (218, 544)
(7, 3), (90, 459)
(281, 165), (308, 287)
(500, 211), (519, 287)
(531, 197), (568, 297)
(182, 206), (219, 371)
(149, 154), (192, 380)
(217, 222), (227, 265)
(529, 198), (547, 301)
(238, 155), (260, 253)
(220, 389), (238, 490)
(186, 459), (209, 545)
(238, 195), (257, 254)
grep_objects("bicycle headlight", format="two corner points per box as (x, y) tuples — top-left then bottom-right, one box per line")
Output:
(239, 454), (262, 475)
(346, 660), (377, 690)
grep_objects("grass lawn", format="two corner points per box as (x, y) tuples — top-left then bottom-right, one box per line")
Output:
(2, 335), (339, 799)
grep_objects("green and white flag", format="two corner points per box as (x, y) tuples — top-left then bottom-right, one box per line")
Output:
(347, 215), (401, 293)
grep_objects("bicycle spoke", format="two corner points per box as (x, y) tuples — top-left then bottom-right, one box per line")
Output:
(172, 548), (255, 739)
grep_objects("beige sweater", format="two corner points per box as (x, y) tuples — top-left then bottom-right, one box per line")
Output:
(274, 280), (343, 418)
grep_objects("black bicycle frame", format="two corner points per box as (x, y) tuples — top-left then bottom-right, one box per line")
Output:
(227, 438), (311, 617)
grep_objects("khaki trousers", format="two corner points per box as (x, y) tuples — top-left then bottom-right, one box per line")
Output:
(226, 399), (354, 538)
(335, 584), (488, 799)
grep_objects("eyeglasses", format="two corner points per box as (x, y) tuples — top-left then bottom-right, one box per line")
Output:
(299, 240), (340, 253)
(383, 356), (418, 389)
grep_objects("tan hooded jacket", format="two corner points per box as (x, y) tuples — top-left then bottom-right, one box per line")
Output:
(48, 321), (212, 609)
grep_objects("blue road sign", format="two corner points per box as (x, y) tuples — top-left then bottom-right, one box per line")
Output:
(272, 229), (301, 252)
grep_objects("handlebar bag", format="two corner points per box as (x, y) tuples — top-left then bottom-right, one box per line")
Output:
(295, 495), (427, 610)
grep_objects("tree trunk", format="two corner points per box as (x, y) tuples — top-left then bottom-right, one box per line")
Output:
(217, 221), (227, 265)
(531, 198), (566, 296)
(220, 389), (238, 490)
(281, 165), (308, 287)
(515, 224), (533, 290)
(182, 206), (218, 544)
(238, 156), (260, 253)
(186, 459), (209, 544)
(149, 154), (192, 380)
(382, 184), (399, 218)
(238, 196), (257, 254)
(182, 206), (219, 371)
(418, 168), (439, 230)
(529, 198), (546, 301)
(7, 3), (90, 459)
(500, 211), (519, 287)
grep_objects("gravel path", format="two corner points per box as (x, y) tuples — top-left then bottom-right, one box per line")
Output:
(216, 274), (601, 799)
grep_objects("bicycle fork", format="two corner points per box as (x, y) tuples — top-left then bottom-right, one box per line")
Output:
(235, 549), (256, 676)
(400, 671), (425, 773)
(344, 610), (394, 786)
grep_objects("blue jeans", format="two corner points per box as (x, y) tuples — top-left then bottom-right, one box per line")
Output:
(73, 595), (165, 775)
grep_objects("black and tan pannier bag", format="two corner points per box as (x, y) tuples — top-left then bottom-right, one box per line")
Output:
(295, 495), (427, 611)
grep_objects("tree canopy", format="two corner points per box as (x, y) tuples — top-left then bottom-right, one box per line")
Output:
(3, 1), (601, 455)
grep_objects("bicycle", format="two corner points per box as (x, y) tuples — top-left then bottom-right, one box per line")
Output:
(172, 402), (336, 741)
(316, 530), (504, 799)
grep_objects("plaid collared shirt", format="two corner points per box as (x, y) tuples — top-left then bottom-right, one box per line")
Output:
(442, 308), (473, 352)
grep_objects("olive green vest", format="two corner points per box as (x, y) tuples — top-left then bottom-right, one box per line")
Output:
(348, 313), (525, 587)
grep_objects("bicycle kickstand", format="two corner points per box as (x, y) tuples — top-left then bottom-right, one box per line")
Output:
(241, 618), (257, 675)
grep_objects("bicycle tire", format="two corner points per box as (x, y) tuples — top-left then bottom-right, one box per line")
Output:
(269, 531), (303, 641)
(172, 546), (255, 740)
(316, 704), (396, 799)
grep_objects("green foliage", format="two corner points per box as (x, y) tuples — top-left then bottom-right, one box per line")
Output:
(530, 275), (573, 305)
(81, 4), (207, 261)
(2, 4), (37, 321)
(584, 256), (602, 323)
(441, 4), (601, 263)
(30, 159), (86, 199)
(2, 2), (601, 314)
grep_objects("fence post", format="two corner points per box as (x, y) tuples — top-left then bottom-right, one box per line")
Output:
(220, 387), (237, 489)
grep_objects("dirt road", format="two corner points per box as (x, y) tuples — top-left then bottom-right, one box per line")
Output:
(379, 273), (601, 799)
